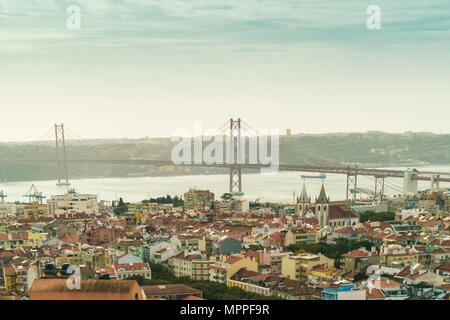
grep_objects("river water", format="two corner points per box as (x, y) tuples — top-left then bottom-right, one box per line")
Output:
(1, 165), (449, 203)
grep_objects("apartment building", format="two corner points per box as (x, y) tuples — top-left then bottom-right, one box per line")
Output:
(281, 252), (334, 281)
(342, 247), (380, 273)
(23, 203), (49, 218)
(47, 189), (99, 216)
(183, 189), (214, 210)
(168, 252), (212, 281)
(379, 244), (420, 266)
(284, 227), (320, 246)
(209, 255), (258, 285)
(113, 262), (151, 280)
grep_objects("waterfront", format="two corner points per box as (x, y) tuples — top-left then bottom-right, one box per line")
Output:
(1, 165), (449, 203)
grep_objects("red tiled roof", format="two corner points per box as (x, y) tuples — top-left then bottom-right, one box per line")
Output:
(366, 288), (384, 299)
(114, 262), (150, 272)
(225, 256), (243, 264)
(328, 205), (358, 220)
(141, 284), (201, 296)
(343, 249), (371, 258)
(181, 295), (206, 300)
(435, 262), (450, 272)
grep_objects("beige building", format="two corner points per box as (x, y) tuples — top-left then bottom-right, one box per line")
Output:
(379, 244), (420, 266)
(23, 203), (50, 218)
(183, 188), (214, 210)
(47, 189), (99, 216)
(168, 252), (212, 281)
(281, 252), (334, 281)
(208, 255), (258, 285)
(0, 202), (16, 216)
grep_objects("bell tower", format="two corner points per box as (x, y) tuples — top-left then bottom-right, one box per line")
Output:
(296, 182), (311, 216)
(315, 184), (329, 228)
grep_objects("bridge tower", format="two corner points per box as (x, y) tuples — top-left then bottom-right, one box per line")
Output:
(55, 124), (70, 186)
(403, 169), (418, 194)
(374, 176), (385, 203)
(229, 118), (242, 193)
(346, 165), (358, 202)
(431, 175), (440, 192)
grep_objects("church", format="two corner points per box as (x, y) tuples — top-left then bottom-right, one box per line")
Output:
(296, 183), (359, 229)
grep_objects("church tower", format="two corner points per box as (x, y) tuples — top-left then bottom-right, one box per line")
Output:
(315, 184), (329, 228)
(296, 182), (311, 216)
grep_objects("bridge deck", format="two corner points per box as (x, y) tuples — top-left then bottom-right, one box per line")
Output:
(2, 159), (450, 182)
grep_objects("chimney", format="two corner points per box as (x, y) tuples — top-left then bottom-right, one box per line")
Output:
(387, 279), (390, 285)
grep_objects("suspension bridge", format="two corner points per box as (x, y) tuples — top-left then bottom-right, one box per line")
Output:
(0, 119), (449, 202)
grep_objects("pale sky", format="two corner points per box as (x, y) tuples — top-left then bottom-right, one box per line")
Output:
(0, 0), (449, 141)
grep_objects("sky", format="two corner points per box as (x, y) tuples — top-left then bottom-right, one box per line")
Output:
(0, 0), (449, 141)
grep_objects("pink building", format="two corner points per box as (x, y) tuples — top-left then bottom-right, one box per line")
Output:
(258, 249), (289, 274)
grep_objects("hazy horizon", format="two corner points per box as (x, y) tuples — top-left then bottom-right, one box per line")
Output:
(0, 129), (448, 144)
(1, 0), (449, 141)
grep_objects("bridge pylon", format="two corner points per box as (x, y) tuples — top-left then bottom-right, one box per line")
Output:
(374, 175), (385, 203)
(55, 124), (70, 186)
(346, 165), (358, 202)
(229, 118), (242, 193)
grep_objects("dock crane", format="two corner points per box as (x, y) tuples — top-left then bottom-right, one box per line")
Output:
(23, 184), (46, 204)
(0, 190), (6, 202)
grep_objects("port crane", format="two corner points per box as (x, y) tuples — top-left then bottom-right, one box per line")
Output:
(23, 184), (46, 204)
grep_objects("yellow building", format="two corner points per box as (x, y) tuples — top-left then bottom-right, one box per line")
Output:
(379, 244), (420, 266)
(134, 212), (149, 225)
(23, 203), (49, 218)
(168, 252), (212, 280)
(0, 233), (28, 250)
(55, 248), (113, 269)
(55, 250), (84, 266)
(27, 232), (48, 246)
(3, 264), (38, 294)
(284, 228), (320, 246)
(208, 255), (258, 286)
(227, 260), (258, 288)
(281, 252), (334, 281)
(242, 234), (265, 246)
(309, 264), (341, 284)
(230, 217), (258, 227)
(184, 188), (214, 210)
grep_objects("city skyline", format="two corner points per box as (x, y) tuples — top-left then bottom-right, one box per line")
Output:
(1, 0), (449, 141)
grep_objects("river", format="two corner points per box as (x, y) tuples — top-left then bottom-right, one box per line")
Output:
(1, 165), (450, 203)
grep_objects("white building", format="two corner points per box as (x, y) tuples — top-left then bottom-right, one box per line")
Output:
(145, 241), (180, 263)
(0, 202), (20, 217)
(114, 262), (152, 280)
(47, 189), (99, 216)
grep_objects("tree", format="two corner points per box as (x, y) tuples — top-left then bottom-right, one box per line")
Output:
(114, 197), (128, 214)
(221, 193), (233, 201)
(146, 263), (283, 300)
(360, 211), (395, 223)
(125, 275), (146, 286)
